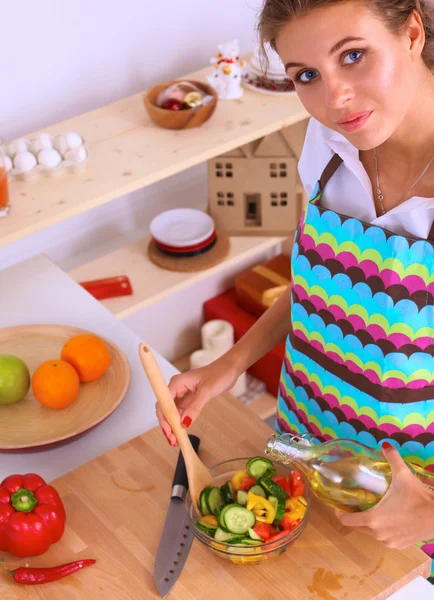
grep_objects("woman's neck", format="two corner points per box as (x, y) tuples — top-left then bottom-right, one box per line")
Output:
(380, 69), (434, 168)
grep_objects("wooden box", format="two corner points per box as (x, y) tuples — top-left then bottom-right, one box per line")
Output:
(235, 253), (291, 317)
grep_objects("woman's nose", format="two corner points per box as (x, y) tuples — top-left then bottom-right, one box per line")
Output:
(324, 78), (354, 109)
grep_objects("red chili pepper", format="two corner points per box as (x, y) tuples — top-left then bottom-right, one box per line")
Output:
(1, 557), (96, 585)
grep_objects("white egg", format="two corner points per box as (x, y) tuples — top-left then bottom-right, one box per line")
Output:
(8, 139), (29, 157)
(38, 148), (62, 169)
(64, 132), (83, 149)
(14, 151), (37, 172)
(53, 135), (69, 156)
(3, 156), (12, 172)
(30, 134), (53, 155)
(64, 146), (87, 163)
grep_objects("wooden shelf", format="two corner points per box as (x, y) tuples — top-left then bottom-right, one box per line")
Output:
(1, 57), (308, 249)
(69, 235), (286, 319)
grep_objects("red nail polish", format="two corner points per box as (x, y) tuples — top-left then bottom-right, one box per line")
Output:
(382, 442), (392, 449)
(182, 416), (192, 428)
(163, 430), (171, 443)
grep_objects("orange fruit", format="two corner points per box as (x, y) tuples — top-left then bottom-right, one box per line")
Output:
(32, 360), (80, 409)
(61, 334), (111, 382)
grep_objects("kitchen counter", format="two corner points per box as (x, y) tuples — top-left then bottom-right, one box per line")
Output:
(0, 254), (433, 599)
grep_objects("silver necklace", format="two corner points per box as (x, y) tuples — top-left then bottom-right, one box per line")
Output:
(373, 147), (434, 216)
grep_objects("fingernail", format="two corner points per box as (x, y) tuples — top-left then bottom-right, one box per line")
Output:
(382, 441), (393, 449)
(163, 430), (172, 445)
(182, 416), (192, 428)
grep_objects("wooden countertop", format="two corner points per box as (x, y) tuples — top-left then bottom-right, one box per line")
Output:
(0, 394), (429, 600)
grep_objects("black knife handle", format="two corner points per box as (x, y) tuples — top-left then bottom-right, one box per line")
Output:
(171, 435), (200, 495)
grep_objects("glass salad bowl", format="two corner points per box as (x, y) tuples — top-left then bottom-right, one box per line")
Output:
(185, 457), (311, 565)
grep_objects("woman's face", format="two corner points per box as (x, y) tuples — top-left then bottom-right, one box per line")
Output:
(275, 2), (424, 150)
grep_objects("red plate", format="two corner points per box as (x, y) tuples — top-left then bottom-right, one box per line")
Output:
(154, 230), (216, 253)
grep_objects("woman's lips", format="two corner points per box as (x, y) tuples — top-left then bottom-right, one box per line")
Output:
(337, 111), (372, 132)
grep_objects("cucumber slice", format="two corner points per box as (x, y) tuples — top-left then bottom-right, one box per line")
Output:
(246, 457), (276, 479)
(260, 477), (289, 502)
(199, 488), (211, 516)
(214, 505), (224, 520)
(260, 467), (278, 480)
(224, 505), (256, 535)
(196, 522), (215, 536)
(248, 527), (262, 541)
(214, 527), (244, 543)
(269, 495), (285, 525)
(249, 484), (266, 498)
(218, 504), (233, 531)
(220, 481), (234, 504)
(206, 486), (224, 515)
(196, 515), (218, 536)
(236, 490), (248, 506)
(240, 539), (263, 546)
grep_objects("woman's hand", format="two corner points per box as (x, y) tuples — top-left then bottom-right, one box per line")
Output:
(334, 443), (434, 550)
(156, 355), (239, 446)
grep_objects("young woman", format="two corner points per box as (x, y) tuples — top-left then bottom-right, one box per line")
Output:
(157, 0), (434, 576)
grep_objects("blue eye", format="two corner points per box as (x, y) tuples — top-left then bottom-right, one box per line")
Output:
(343, 50), (363, 64)
(297, 69), (319, 84)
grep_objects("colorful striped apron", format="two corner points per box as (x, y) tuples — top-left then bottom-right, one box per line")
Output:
(277, 153), (434, 578)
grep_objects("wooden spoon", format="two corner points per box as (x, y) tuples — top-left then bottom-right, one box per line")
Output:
(138, 343), (213, 514)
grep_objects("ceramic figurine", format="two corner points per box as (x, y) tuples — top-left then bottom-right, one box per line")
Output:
(207, 39), (246, 100)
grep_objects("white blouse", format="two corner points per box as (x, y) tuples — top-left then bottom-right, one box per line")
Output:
(297, 117), (434, 239)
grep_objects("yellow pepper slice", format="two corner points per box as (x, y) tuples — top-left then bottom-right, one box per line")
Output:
(246, 492), (276, 524)
(285, 497), (307, 521)
(199, 515), (218, 528)
(231, 470), (249, 492)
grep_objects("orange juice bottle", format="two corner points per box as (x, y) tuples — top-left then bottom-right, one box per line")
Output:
(0, 139), (9, 209)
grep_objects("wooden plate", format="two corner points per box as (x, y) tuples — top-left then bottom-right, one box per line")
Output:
(0, 325), (131, 450)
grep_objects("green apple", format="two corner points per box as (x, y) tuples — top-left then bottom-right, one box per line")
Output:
(0, 354), (31, 405)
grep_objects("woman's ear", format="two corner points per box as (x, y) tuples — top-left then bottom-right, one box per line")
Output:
(407, 9), (426, 61)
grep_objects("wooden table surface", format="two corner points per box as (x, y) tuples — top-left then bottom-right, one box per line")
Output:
(0, 394), (429, 600)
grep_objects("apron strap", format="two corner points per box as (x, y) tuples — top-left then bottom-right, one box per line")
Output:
(428, 221), (434, 242)
(319, 153), (343, 192)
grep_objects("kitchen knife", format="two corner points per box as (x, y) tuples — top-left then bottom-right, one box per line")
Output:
(154, 434), (201, 598)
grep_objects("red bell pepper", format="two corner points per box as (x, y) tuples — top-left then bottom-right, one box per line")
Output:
(252, 522), (271, 541)
(271, 475), (292, 496)
(289, 470), (306, 497)
(280, 515), (301, 531)
(0, 474), (66, 558)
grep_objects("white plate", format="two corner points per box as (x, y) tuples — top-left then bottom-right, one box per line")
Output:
(150, 209), (215, 248)
(249, 61), (288, 81)
(242, 74), (296, 97)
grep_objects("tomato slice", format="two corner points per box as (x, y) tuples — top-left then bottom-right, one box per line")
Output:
(238, 476), (257, 491)
(266, 530), (290, 551)
(269, 525), (281, 536)
(289, 470), (306, 497)
(253, 522), (271, 541)
(280, 514), (301, 531)
(271, 474), (291, 496)
(231, 471), (256, 493)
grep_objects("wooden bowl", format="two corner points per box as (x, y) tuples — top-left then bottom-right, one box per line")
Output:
(143, 80), (218, 130)
(0, 324), (130, 450)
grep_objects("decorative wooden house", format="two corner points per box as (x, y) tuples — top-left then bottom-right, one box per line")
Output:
(207, 119), (309, 236)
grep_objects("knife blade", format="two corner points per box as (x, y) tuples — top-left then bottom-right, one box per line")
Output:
(154, 434), (201, 598)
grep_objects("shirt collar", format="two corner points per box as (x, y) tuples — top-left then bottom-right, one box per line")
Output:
(320, 121), (434, 217)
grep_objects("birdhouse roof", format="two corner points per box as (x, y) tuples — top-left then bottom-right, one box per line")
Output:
(219, 130), (297, 159)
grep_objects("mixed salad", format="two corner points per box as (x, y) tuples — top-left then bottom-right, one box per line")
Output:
(196, 456), (307, 549)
